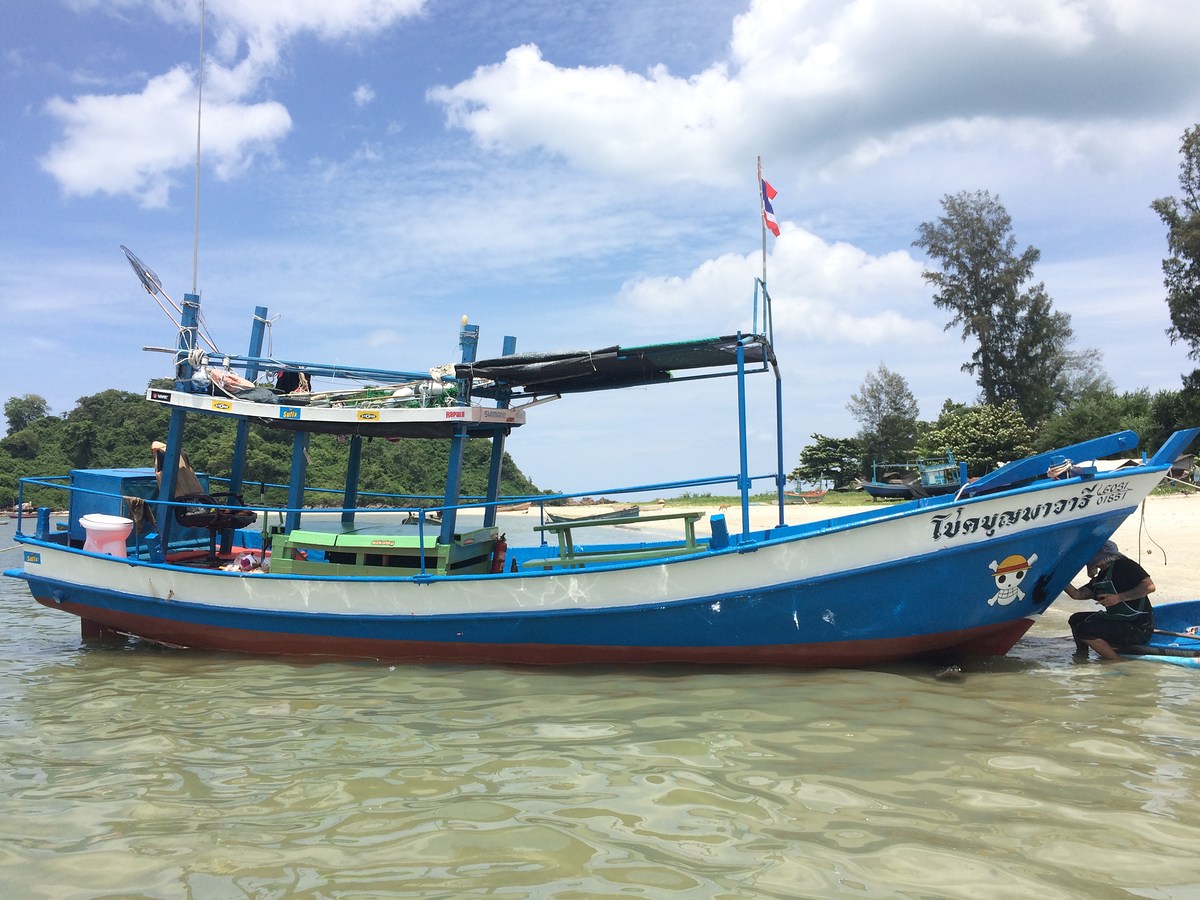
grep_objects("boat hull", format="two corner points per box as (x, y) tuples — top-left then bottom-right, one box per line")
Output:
(544, 505), (639, 524)
(859, 480), (915, 500)
(12, 471), (1156, 667)
(861, 480), (961, 501)
(1127, 600), (1200, 668)
(35, 593), (1032, 666)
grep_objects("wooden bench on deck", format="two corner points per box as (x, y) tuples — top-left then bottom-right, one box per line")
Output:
(523, 510), (707, 570)
(271, 522), (497, 576)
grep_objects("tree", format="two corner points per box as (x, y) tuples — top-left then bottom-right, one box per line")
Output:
(791, 434), (864, 490)
(1035, 385), (1199, 457)
(60, 421), (98, 469)
(4, 394), (49, 436)
(0, 429), (41, 460)
(1004, 284), (1078, 424)
(1054, 347), (1115, 409)
(1034, 388), (1152, 454)
(1148, 387), (1200, 454)
(913, 190), (1074, 425)
(1151, 124), (1200, 373)
(918, 401), (1034, 474)
(846, 364), (920, 466)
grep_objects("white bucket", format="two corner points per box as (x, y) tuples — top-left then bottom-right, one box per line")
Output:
(80, 513), (134, 557)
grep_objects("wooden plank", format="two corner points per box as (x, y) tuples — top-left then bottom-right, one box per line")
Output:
(534, 510), (704, 533)
(520, 544), (703, 570)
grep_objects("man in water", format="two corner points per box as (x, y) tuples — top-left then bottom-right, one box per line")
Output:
(1063, 540), (1155, 660)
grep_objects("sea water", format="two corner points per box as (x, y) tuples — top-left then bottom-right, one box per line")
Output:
(2, 517), (1198, 898)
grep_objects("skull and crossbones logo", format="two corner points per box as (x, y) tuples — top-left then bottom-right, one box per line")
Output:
(987, 553), (1038, 606)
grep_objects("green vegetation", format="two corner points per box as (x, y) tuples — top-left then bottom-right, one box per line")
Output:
(0, 388), (539, 509)
(791, 435), (864, 490)
(846, 364), (919, 468)
(793, 386), (1199, 489)
(1153, 123), (1200, 387)
(914, 189), (1075, 426)
(921, 400), (1034, 472)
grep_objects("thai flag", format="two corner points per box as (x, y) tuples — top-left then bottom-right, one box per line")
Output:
(761, 177), (780, 237)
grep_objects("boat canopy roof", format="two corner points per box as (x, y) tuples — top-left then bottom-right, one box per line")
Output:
(457, 334), (776, 399)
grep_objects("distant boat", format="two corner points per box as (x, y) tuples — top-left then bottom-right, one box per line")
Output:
(784, 490), (827, 505)
(544, 504), (640, 524)
(497, 502), (531, 513)
(909, 455), (967, 498)
(859, 454), (965, 501)
(858, 478), (916, 500)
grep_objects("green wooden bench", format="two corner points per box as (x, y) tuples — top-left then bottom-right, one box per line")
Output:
(524, 510), (706, 570)
(272, 523), (496, 576)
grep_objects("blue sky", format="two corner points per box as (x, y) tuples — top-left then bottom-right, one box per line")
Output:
(3, 0), (1199, 493)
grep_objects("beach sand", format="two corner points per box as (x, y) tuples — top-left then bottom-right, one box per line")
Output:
(661, 493), (1200, 602)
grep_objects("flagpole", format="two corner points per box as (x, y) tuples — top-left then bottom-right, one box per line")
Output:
(757, 156), (767, 291)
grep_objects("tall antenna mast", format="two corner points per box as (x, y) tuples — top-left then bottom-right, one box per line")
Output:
(191, 0), (205, 294)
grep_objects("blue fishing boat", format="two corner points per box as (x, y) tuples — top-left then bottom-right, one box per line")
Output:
(1126, 601), (1200, 668)
(4, 252), (1198, 667)
(859, 454), (966, 500)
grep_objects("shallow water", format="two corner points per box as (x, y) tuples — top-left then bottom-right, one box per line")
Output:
(2, 520), (1199, 898)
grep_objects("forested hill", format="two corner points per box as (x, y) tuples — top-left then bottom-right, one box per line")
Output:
(0, 389), (540, 509)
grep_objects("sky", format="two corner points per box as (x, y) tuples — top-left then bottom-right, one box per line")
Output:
(2, 0), (1200, 495)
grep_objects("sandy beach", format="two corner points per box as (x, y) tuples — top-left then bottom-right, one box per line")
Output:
(668, 493), (1200, 602)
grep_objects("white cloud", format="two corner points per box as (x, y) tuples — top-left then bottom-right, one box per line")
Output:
(41, 65), (291, 208)
(430, 0), (1200, 185)
(353, 83), (377, 108)
(41, 0), (427, 206)
(65, 0), (428, 65)
(618, 226), (934, 346)
(430, 44), (745, 186)
(196, 0), (427, 73)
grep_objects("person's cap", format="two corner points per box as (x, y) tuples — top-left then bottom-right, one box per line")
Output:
(1087, 540), (1120, 568)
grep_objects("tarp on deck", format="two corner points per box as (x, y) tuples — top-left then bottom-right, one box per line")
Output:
(456, 335), (776, 398)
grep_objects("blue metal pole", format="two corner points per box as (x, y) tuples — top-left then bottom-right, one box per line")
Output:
(736, 335), (750, 535)
(242, 306), (268, 381)
(438, 430), (467, 545)
(342, 435), (362, 525)
(775, 357), (785, 527)
(439, 320), (480, 543)
(157, 407), (188, 548)
(285, 432), (309, 533)
(229, 305), (267, 499)
(158, 294), (202, 547)
(177, 293), (201, 387)
(482, 334), (517, 529)
(459, 320), (479, 363)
